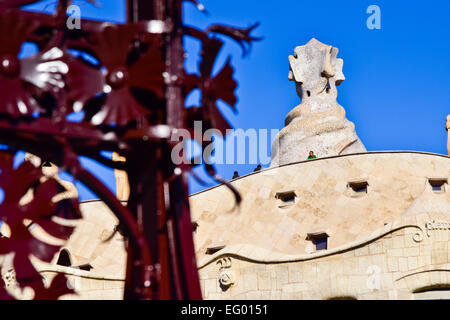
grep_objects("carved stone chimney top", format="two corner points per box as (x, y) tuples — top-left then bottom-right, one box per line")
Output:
(271, 39), (366, 166)
(287, 38), (345, 103)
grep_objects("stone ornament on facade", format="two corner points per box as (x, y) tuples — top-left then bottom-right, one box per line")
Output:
(197, 212), (450, 300)
(198, 224), (428, 269)
(366, 265), (381, 291)
(3, 268), (16, 288)
(65, 266), (84, 292)
(216, 257), (235, 290)
(424, 220), (450, 237)
(1, 267), (33, 299)
(412, 228), (424, 243)
(271, 39), (366, 166)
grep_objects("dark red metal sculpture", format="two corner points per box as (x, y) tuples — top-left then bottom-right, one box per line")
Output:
(0, 0), (260, 299)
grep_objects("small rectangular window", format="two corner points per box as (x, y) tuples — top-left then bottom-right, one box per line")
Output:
(275, 190), (297, 208)
(348, 181), (368, 193)
(206, 242), (226, 255)
(314, 237), (328, 251)
(307, 231), (329, 252)
(428, 178), (447, 193)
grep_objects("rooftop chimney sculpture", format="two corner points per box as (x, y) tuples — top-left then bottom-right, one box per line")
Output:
(271, 38), (366, 166)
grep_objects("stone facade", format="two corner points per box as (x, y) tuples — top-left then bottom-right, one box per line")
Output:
(0, 154), (127, 299)
(42, 199), (127, 299)
(1, 152), (448, 300)
(190, 151), (450, 300)
(197, 212), (450, 300)
(191, 152), (450, 260)
(0, 199), (126, 300)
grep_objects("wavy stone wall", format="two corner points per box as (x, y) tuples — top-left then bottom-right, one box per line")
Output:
(190, 152), (450, 262)
(198, 212), (450, 300)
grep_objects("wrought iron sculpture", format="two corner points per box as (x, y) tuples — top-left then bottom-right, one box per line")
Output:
(0, 0), (260, 299)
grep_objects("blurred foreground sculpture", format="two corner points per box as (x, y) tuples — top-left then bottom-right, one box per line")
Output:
(112, 152), (129, 201)
(0, 0), (259, 300)
(24, 153), (78, 202)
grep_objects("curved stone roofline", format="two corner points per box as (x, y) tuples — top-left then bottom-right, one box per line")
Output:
(39, 264), (125, 281)
(197, 217), (425, 269)
(396, 268), (450, 283)
(189, 150), (450, 197)
(79, 199), (128, 205)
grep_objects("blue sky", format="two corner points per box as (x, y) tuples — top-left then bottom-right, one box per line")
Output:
(20, 0), (450, 200)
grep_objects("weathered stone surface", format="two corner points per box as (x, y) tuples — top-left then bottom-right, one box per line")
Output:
(189, 151), (450, 300)
(190, 152), (450, 261)
(403, 182), (450, 217)
(271, 39), (366, 166)
(197, 212), (450, 300)
(1, 199), (128, 300)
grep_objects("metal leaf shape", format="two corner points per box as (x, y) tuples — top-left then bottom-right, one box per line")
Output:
(0, 152), (81, 290)
(0, 11), (42, 117)
(128, 41), (165, 99)
(21, 47), (69, 94)
(90, 88), (151, 126)
(184, 38), (238, 136)
(199, 37), (223, 78)
(205, 101), (232, 135)
(195, 58), (237, 135)
(64, 55), (104, 112)
(0, 10), (37, 56)
(90, 26), (134, 70)
(205, 58), (237, 110)
(78, 26), (165, 126)
(186, 104), (231, 137)
(182, 72), (200, 99)
(0, 77), (41, 117)
(0, 156), (42, 204)
(206, 22), (262, 57)
(31, 273), (75, 300)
